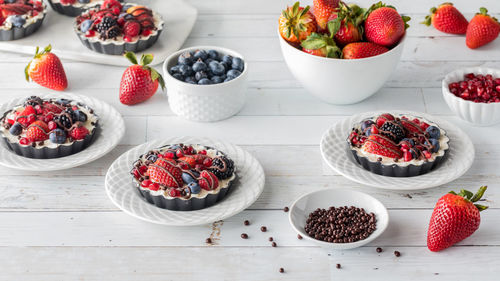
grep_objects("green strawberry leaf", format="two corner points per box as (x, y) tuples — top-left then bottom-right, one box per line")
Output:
(301, 33), (327, 50)
(459, 189), (474, 200)
(471, 186), (488, 202)
(448, 191), (457, 195)
(402, 15), (411, 29)
(124, 51), (138, 65)
(149, 68), (165, 90)
(421, 15), (432, 26)
(24, 62), (31, 82)
(140, 54), (154, 66)
(327, 18), (342, 38)
(474, 204), (489, 212)
(325, 45), (341, 58)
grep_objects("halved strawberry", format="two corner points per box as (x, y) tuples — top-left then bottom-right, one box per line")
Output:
(367, 134), (398, 148)
(375, 113), (395, 127)
(148, 158), (183, 188)
(26, 122), (48, 142)
(362, 137), (402, 158)
(199, 170), (219, 191)
(178, 156), (196, 168)
(43, 103), (63, 114)
(400, 119), (424, 134)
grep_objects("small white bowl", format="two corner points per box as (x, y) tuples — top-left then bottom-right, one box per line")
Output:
(162, 46), (248, 122)
(289, 189), (389, 250)
(442, 67), (500, 126)
(278, 32), (405, 105)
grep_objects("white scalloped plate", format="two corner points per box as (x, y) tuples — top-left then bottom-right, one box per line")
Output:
(105, 137), (266, 226)
(0, 93), (125, 171)
(320, 111), (475, 190)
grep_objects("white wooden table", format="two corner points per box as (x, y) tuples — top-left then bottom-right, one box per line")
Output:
(0, 0), (499, 280)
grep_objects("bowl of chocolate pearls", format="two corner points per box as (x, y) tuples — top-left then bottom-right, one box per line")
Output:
(289, 189), (389, 249)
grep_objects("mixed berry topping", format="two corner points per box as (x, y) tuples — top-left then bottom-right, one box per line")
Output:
(170, 49), (245, 85)
(75, 0), (158, 41)
(348, 113), (445, 162)
(448, 73), (500, 103)
(1, 96), (96, 147)
(0, 0), (44, 29)
(131, 144), (236, 199)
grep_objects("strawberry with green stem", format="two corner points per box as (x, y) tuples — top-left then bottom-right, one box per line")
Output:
(300, 22), (342, 58)
(279, 2), (317, 44)
(466, 7), (500, 49)
(328, 2), (365, 46)
(312, 0), (340, 31)
(421, 2), (468, 35)
(364, 2), (410, 47)
(427, 186), (488, 252)
(25, 45), (68, 91)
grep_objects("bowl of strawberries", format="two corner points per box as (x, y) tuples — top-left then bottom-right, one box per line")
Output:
(278, 1), (409, 105)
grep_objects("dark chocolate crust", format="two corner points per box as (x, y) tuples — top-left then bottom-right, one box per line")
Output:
(0, 12), (45, 41)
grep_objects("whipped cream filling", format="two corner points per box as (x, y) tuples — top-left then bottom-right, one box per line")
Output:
(134, 144), (236, 201)
(0, 3), (46, 30)
(74, 3), (164, 44)
(351, 115), (450, 166)
(0, 100), (98, 149)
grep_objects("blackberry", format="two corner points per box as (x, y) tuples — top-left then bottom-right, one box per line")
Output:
(64, 108), (77, 122)
(24, 96), (43, 107)
(209, 156), (235, 179)
(55, 114), (73, 129)
(380, 121), (405, 142)
(96, 16), (120, 38)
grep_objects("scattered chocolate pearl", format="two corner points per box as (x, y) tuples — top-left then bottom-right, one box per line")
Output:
(241, 233), (248, 239)
(260, 226), (267, 232)
(283, 206), (289, 212)
(268, 237), (273, 242)
(434, 273), (439, 275)
(271, 242), (277, 247)
(205, 238), (212, 244)
(244, 220), (250, 226)
(377, 157), (382, 162)
(376, 247), (383, 253)
(32, 142), (36, 147)
(394, 251), (401, 257)
(297, 234), (303, 240)
(279, 268), (284, 273)
(336, 264), (341, 269)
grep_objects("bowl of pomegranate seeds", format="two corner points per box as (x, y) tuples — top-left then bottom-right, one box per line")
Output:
(443, 68), (500, 126)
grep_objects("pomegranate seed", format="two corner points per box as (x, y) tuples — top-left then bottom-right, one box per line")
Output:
(169, 189), (181, 197)
(203, 158), (212, 167)
(199, 150), (207, 155)
(404, 151), (412, 162)
(164, 152), (175, 159)
(176, 149), (184, 158)
(141, 180), (152, 187)
(27, 115), (36, 124)
(19, 138), (30, 145)
(7, 119), (14, 125)
(48, 121), (58, 131)
(371, 126), (379, 134)
(494, 78), (500, 85)
(423, 151), (432, 159)
(465, 73), (475, 80)
(133, 169), (141, 179)
(139, 165), (148, 175)
(195, 164), (206, 171)
(149, 183), (160, 191)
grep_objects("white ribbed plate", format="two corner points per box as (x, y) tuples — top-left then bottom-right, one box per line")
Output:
(320, 111), (474, 190)
(0, 93), (125, 171)
(105, 137), (266, 226)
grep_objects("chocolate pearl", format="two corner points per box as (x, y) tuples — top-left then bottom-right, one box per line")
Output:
(268, 237), (273, 242)
(394, 251), (401, 257)
(376, 247), (382, 253)
(336, 264), (341, 269)
(279, 268), (284, 273)
(206, 238), (212, 244)
(283, 206), (289, 212)
(260, 226), (267, 232)
(297, 234), (302, 240)
(241, 233), (248, 239)
(271, 242), (277, 247)
(244, 220), (250, 226)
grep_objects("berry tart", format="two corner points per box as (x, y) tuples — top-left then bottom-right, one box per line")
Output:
(47, 0), (120, 17)
(0, 0), (46, 41)
(348, 113), (450, 177)
(0, 96), (99, 159)
(131, 144), (237, 211)
(74, 0), (164, 55)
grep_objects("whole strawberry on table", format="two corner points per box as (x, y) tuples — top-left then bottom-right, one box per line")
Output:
(278, 1), (410, 59)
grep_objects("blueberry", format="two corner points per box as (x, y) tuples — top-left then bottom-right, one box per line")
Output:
(5, 0), (17, 3)
(178, 52), (194, 65)
(9, 122), (22, 136)
(426, 138), (440, 153)
(179, 64), (194, 76)
(182, 173), (196, 184)
(410, 148), (419, 159)
(360, 119), (375, 132)
(222, 55), (233, 65)
(224, 76), (235, 83)
(231, 57), (244, 72)
(173, 73), (184, 81)
(169, 144), (181, 150)
(57, 98), (71, 105)
(401, 138), (415, 147)
(11, 16), (26, 28)
(208, 50), (219, 60)
(147, 154), (158, 162)
(365, 129), (372, 137)
(193, 50), (208, 61)
(170, 65), (180, 74)
(122, 4), (133, 12)
(188, 182), (201, 194)
(185, 76), (197, 84)
(426, 126), (440, 139)
(80, 19), (93, 33)
(49, 129), (66, 144)
(205, 58), (214, 65)
(227, 69), (241, 78)
(211, 76), (223, 84)
(192, 60), (207, 72)
(195, 71), (208, 81)
(74, 110), (87, 122)
(198, 78), (213, 85)
(209, 61), (225, 76)
(78, 0), (91, 4)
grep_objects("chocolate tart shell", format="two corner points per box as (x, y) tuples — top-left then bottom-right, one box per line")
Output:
(47, 0), (88, 17)
(134, 175), (237, 211)
(0, 12), (45, 41)
(348, 143), (449, 177)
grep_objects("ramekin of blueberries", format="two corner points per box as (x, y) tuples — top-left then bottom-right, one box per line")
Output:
(162, 46), (248, 122)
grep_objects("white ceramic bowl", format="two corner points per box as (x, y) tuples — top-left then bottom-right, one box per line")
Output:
(162, 46), (248, 122)
(278, 33), (405, 105)
(442, 67), (500, 126)
(289, 189), (389, 249)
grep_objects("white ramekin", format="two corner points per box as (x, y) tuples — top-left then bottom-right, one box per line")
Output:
(162, 46), (248, 122)
(442, 67), (500, 126)
(278, 31), (405, 105)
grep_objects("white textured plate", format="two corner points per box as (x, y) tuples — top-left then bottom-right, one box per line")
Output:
(0, 0), (197, 66)
(0, 93), (125, 171)
(105, 137), (266, 226)
(320, 110), (475, 190)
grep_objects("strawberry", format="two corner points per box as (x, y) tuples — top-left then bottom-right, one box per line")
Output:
(26, 121), (48, 142)
(148, 158), (183, 188)
(102, 0), (122, 11)
(328, 3), (364, 46)
(367, 134), (397, 148)
(16, 105), (36, 126)
(422, 3), (468, 35)
(312, 0), (339, 31)
(279, 2), (317, 44)
(42, 103), (63, 114)
(178, 156), (196, 168)
(465, 7), (500, 49)
(301, 32), (341, 58)
(25, 45), (68, 91)
(364, 2), (410, 47)
(29, 120), (49, 132)
(361, 134), (402, 158)
(0, 3), (31, 17)
(198, 170), (219, 191)
(375, 113), (394, 127)
(69, 123), (89, 140)
(400, 119), (424, 135)
(119, 52), (165, 105)
(427, 186), (488, 252)
(342, 42), (388, 59)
